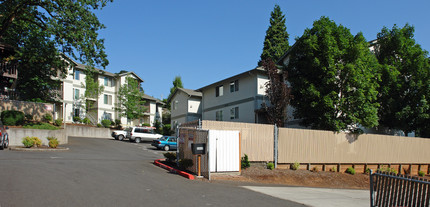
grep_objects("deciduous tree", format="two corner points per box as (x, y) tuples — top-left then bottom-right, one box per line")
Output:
(285, 17), (380, 132)
(115, 76), (146, 121)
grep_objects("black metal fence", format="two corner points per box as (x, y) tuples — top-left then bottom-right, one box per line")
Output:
(370, 170), (430, 207)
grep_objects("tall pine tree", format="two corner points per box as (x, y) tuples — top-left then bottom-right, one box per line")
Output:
(259, 5), (290, 65)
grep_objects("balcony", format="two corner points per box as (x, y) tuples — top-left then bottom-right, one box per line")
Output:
(1, 61), (18, 79)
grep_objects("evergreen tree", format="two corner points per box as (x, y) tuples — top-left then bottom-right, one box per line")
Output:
(375, 24), (430, 136)
(286, 17), (380, 132)
(259, 5), (290, 65)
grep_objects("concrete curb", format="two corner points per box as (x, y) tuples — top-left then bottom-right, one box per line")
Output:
(154, 159), (195, 180)
(9, 146), (70, 151)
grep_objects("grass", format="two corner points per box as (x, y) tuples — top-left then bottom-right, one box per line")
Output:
(23, 122), (59, 130)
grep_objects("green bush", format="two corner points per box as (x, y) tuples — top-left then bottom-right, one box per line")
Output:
(43, 114), (52, 122)
(418, 171), (425, 177)
(97, 123), (102, 127)
(163, 152), (177, 162)
(330, 166), (337, 172)
(22, 137), (34, 148)
(54, 119), (63, 126)
(82, 117), (91, 125)
(378, 165), (398, 174)
(179, 159), (193, 169)
(25, 114), (33, 121)
(23, 123), (59, 130)
(291, 162), (300, 170)
(346, 167), (356, 175)
(142, 123), (151, 127)
(32, 137), (42, 147)
(163, 124), (173, 135)
(1, 110), (25, 126)
(267, 162), (274, 170)
(365, 168), (371, 174)
(241, 154), (250, 169)
(114, 119), (122, 129)
(73, 116), (81, 123)
(101, 119), (111, 128)
(47, 137), (59, 148)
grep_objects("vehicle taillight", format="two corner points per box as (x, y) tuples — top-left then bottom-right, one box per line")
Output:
(130, 133), (133, 136)
(157, 141), (161, 144)
(0, 132), (2, 136)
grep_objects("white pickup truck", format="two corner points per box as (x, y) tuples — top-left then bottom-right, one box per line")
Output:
(111, 129), (127, 141)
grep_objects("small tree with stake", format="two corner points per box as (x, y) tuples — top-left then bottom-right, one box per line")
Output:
(261, 58), (292, 127)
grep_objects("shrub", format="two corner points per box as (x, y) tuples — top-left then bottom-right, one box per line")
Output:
(365, 168), (371, 174)
(101, 119), (111, 128)
(25, 114), (33, 121)
(179, 159), (193, 169)
(330, 166), (337, 172)
(291, 162), (300, 170)
(32, 137), (42, 147)
(142, 123), (151, 127)
(43, 114), (53, 123)
(163, 152), (176, 162)
(82, 117), (91, 125)
(73, 116), (81, 123)
(1, 110), (25, 126)
(54, 119), (63, 126)
(163, 124), (173, 135)
(267, 162), (274, 170)
(47, 137), (59, 148)
(379, 165), (398, 174)
(22, 137), (34, 148)
(241, 154), (250, 169)
(346, 167), (356, 175)
(311, 166), (319, 172)
(418, 171), (425, 177)
(114, 119), (122, 129)
(97, 123), (102, 127)
(23, 123), (59, 130)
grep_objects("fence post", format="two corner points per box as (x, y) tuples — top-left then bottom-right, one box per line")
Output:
(274, 124), (278, 169)
(370, 169), (374, 207)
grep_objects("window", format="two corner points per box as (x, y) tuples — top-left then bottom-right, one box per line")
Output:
(104, 94), (112, 105)
(216, 110), (223, 121)
(104, 113), (112, 121)
(104, 77), (114, 87)
(74, 89), (79, 100)
(230, 80), (239, 92)
(216, 85), (223, 97)
(230, 107), (239, 119)
(74, 70), (80, 80)
(74, 108), (80, 117)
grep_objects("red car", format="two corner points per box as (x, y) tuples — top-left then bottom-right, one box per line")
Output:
(0, 120), (9, 150)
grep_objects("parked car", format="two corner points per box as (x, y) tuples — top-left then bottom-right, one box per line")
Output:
(0, 120), (9, 150)
(151, 136), (177, 151)
(126, 126), (163, 143)
(111, 129), (128, 141)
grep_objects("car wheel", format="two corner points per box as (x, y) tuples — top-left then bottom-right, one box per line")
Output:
(118, 135), (124, 141)
(135, 138), (141, 143)
(164, 145), (170, 151)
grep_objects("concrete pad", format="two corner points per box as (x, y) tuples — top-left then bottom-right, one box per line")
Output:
(243, 186), (369, 207)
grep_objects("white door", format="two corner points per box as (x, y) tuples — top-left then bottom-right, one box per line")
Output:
(209, 130), (240, 172)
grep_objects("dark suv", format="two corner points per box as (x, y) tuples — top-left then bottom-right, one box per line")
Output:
(0, 120), (9, 150)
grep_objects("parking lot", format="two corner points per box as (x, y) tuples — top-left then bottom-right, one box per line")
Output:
(0, 137), (303, 207)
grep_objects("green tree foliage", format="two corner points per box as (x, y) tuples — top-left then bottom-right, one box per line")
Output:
(115, 76), (146, 121)
(259, 5), (290, 65)
(0, 0), (111, 102)
(164, 76), (183, 109)
(81, 70), (104, 111)
(286, 17), (380, 132)
(375, 24), (430, 137)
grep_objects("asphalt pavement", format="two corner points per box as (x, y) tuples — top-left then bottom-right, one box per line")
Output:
(0, 137), (305, 207)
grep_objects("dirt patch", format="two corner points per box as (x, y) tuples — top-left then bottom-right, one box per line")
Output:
(211, 163), (370, 189)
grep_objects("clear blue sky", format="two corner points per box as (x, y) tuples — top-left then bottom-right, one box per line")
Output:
(94, 0), (430, 100)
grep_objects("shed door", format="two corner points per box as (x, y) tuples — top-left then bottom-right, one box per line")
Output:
(209, 130), (240, 172)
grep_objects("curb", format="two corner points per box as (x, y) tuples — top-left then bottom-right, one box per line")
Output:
(9, 147), (70, 151)
(154, 159), (195, 180)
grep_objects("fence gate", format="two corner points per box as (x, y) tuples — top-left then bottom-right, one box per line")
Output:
(208, 130), (240, 172)
(370, 170), (430, 207)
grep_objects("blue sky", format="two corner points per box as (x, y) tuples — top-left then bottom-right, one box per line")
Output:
(94, 0), (430, 100)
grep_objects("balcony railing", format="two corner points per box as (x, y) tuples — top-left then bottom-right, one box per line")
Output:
(1, 61), (18, 79)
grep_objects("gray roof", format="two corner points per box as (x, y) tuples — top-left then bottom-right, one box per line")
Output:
(178, 88), (202, 97)
(143, 94), (165, 105)
(198, 67), (266, 91)
(75, 63), (117, 77)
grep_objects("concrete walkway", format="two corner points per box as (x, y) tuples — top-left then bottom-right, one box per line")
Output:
(242, 186), (369, 207)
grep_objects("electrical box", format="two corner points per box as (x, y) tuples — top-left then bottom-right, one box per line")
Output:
(191, 143), (206, 155)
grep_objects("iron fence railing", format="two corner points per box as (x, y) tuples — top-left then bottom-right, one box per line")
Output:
(370, 170), (430, 207)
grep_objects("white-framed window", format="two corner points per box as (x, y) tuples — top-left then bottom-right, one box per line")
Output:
(104, 94), (112, 105)
(173, 100), (178, 110)
(104, 77), (114, 87)
(216, 110), (223, 121)
(74, 70), (80, 80)
(230, 80), (239, 92)
(230, 107), (239, 119)
(74, 108), (80, 117)
(216, 85), (223, 97)
(74, 89), (80, 100)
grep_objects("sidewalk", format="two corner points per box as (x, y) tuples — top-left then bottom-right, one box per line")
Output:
(242, 186), (369, 207)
